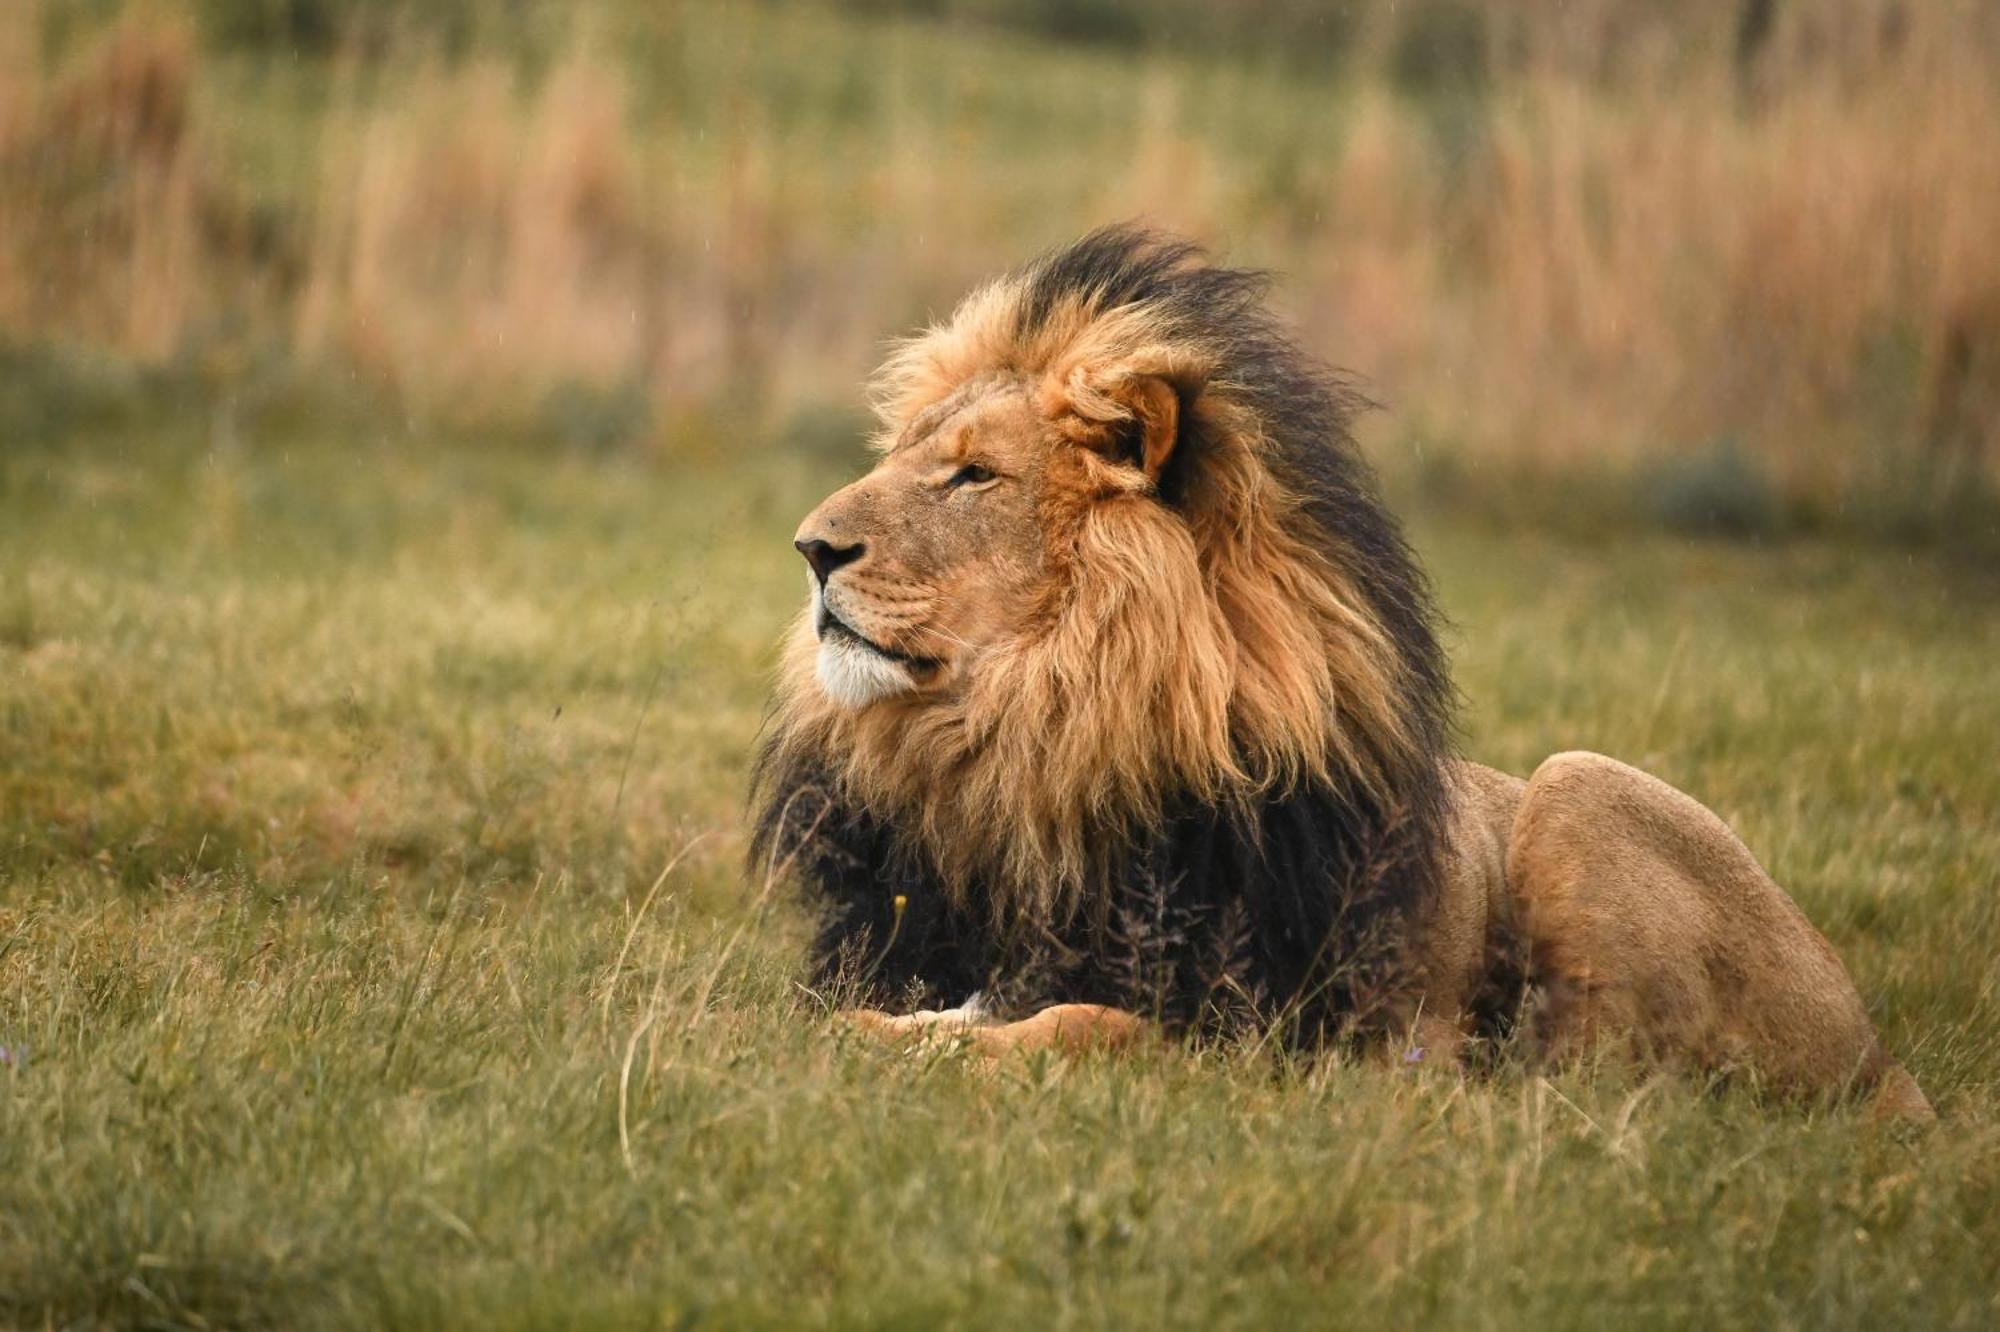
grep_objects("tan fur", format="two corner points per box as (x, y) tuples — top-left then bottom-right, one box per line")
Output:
(846, 1003), (1148, 1058)
(1357, 756), (1932, 1119)
(859, 756), (1934, 1121)
(1483, 754), (1931, 1120)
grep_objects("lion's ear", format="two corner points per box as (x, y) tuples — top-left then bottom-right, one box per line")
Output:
(1061, 373), (1179, 484)
(1114, 374), (1180, 483)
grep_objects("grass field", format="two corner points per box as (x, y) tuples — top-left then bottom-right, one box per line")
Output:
(2, 417), (1996, 1328)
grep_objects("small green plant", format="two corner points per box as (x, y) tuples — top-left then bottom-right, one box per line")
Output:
(536, 377), (654, 454)
(1641, 439), (1782, 539)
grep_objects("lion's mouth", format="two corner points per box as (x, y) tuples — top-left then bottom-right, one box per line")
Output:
(816, 605), (944, 676)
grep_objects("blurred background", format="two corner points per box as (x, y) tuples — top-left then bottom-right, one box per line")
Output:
(5, 0), (1997, 541)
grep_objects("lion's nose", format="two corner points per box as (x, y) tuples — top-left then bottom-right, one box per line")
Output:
(794, 537), (864, 586)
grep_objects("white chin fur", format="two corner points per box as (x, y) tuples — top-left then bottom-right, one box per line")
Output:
(815, 637), (915, 709)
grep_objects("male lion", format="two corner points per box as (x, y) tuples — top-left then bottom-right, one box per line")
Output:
(753, 226), (1931, 1120)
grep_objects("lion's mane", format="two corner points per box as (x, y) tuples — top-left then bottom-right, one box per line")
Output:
(754, 227), (1455, 1041)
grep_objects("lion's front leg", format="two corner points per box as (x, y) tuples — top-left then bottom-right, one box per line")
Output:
(1505, 751), (1932, 1121)
(963, 1004), (1149, 1056)
(841, 995), (999, 1045)
(843, 1000), (1148, 1057)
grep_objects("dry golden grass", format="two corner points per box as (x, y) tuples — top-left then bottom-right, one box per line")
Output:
(1, 0), (1996, 518)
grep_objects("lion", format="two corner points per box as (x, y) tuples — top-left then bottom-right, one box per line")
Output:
(752, 226), (1932, 1121)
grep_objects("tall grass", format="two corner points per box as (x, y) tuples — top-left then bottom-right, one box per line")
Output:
(2, 1), (1996, 525)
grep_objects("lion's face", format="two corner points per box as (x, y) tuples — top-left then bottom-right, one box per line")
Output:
(791, 378), (1058, 709)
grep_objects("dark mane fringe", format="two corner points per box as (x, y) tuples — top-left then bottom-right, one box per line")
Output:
(757, 761), (1439, 1045)
(753, 226), (1456, 1045)
(1014, 226), (1452, 745)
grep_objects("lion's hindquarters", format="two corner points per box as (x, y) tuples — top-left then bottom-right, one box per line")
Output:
(1503, 751), (1930, 1117)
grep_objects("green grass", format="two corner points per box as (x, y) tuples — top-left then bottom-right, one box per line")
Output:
(2, 421), (1997, 1329)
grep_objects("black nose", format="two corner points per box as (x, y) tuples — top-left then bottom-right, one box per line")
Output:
(794, 537), (864, 585)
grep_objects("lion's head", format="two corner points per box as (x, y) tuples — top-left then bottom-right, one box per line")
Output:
(788, 373), (1053, 712)
(757, 228), (1453, 1032)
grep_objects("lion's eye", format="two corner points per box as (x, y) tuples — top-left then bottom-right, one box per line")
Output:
(947, 463), (996, 489)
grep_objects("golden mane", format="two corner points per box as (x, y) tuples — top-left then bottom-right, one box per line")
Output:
(759, 228), (1453, 933)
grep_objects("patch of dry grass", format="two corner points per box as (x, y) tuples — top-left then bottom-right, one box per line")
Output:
(2, 1), (1996, 523)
